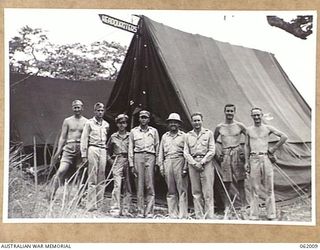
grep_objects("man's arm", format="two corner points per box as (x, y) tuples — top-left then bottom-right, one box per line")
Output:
(106, 136), (113, 166)
(154, 129), (160, 166)
(182, 134), (188, 176)
(158, 135), (165, 176)
(268, 126), (288, 154)
(200, 130), (215, 165)
(183, 136), (197, 166)
(244, 132), (251, 172)
(238, 122), (247, 135)
(53, 119), (68, 159)
(80, 122), (90, 159)
(128, 131), (135, 168)
(213, 125), (221, 142)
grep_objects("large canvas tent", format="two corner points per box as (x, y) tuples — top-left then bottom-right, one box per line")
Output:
(105, 16), (311, 204)
(10, 73), (115, 147)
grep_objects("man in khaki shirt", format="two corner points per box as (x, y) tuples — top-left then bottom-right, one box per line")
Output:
(184, 112), (215, 219)
(158, 113), (188, 219)
(128, 110), (159, 218)
(81, 102), (109, 211)
(107, 114), (132, 217)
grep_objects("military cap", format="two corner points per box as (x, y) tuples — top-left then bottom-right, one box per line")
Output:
(115, 114), (129, 123)
(139, 110), (150, 118)
(72, 100), (83, 106)
(94, 102), (104, 110)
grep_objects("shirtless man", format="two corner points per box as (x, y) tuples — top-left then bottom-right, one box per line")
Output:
(246, 107), (287, 220)
(214, 104), (247, 213)
(49, 100), (88, 199)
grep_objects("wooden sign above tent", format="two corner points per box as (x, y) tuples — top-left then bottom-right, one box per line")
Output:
(99, 14), (138, 33)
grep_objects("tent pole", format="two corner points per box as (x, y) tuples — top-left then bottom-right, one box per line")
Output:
(215, 166), (240, 220)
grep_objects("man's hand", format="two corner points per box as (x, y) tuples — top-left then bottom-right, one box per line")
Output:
(81, 157), (88, 164)
(194, 162), (204, 172)
(268, 147), (276, 154)
(108, 159), (115, 167)
(219, 154), (224, 163)
(52, 153), (60, 164)
(160, 166), (165, 177)
(130, 166), (138, 178)
(267, 150), (277, 163)
(182, 168), (188, 178)
(155, 164), (160, 174)
(245, 162), (250, 174)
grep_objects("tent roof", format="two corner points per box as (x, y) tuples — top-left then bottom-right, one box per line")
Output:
(143, 16), (311, 143)
(10, 73), (115, 146)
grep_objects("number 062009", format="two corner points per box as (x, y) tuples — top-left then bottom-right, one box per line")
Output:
(300, 244), (319, 248)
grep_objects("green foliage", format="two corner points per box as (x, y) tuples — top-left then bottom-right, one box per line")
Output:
(9, 26), (127, 80)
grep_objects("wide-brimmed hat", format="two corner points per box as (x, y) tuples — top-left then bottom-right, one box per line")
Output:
(167, 113), (182, 122)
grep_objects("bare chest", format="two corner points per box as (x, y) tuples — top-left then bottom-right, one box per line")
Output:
(68, 119), (86, 133)
(248, 126), (269, 139)
(220, 124), (242, 137)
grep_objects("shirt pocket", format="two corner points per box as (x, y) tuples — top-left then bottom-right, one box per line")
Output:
(163, 141), (172, 153)
(188, 137), (197, 148)
(144, 133), (155, 147)
(200, 136), (209, 146)
(134, 134), (144, 149)
(176, 137), (185, 150)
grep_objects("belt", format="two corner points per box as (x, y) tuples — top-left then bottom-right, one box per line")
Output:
(164, 154), (184, 160)
(192, 154), (205, 159)
(135, 151), (155, 155)
(223, 145), (240, 150)
(250, 152), (268, 156)
(67, 139), (80, 143)
(89, 144), (106, 149)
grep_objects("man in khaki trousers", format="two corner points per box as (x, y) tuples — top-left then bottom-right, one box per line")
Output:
(128, 110), (159, 218)
(159, 113), (188, 219)
(184, 112), (215, 219)
(81, 102), (109, 211)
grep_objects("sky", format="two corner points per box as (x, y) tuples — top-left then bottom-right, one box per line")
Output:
(5, 9), (317, 106)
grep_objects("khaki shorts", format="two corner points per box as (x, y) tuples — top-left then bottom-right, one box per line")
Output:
(60, 142), (81, 166)
(221, 146), (246, 182)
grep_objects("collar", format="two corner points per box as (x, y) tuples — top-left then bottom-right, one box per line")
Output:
(139, 125), (150, 132)
(93, 116), (105, 126)
(115, 131), (130, 139)
(167, 130), (183, 137)
(190, 128), (206, 137)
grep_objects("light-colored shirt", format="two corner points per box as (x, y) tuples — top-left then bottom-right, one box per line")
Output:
(184, 128), (215, 165)
(107, 131), (130, 157)
(128, 125), (159, 167)
(80, 117), (109, 158)
(158, 130), (186, 167)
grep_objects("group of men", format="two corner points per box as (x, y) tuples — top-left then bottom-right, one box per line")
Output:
(49, 99), (287, 221)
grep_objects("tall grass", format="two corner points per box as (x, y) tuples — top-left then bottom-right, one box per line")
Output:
(46, 160), (115, 218)
(8, 144), (34, 218)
